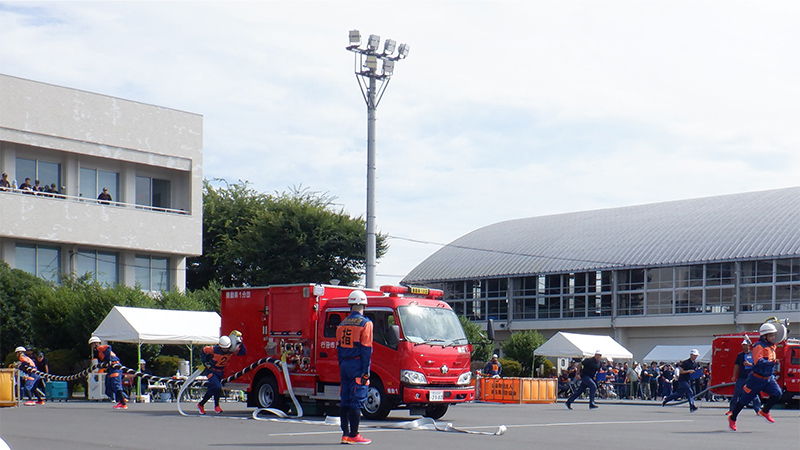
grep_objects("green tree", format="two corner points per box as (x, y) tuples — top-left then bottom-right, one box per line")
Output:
(458, 316), (493, 362)
(188, 181), (387, 289)
(0, 262), (48, 356)
(501, 330), (547, 377)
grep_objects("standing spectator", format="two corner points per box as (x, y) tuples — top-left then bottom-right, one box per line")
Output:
(618, 362), (630, 399)
(640, 363), (652, 400)
(565, 351), (603, 410)
(628, 363), (640, 399)
(15, 346), (44, 405)
(727, 339), (760, 415)
(33, 352), (49, 402)
(19, 177), (33, 193)
(97, 187), (112, 204)
(198, 331), (246, 414)
(660, 363), (674, 398)
(728, 323), (783, 431)
(0, 173), (10, 190)
(484, 354), (502, 378)
(662, 349), (701, 412)
(648, 362), (660, 401)
(336, 290), (373, 445)
(88, 336), (128, 409)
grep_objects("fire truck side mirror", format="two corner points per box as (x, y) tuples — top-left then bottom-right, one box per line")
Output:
(389, 325), (400, 349)
(487, 319), (496, 341)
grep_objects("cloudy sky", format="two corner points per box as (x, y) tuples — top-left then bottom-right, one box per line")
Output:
(2, 1), (798, 287)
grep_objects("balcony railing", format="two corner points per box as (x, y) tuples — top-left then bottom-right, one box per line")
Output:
(0, 186), (189, 215)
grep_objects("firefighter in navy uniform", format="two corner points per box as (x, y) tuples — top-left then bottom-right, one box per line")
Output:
(88, 336), (128, 409)
(727, 322), (783, 431)
(336, 290), (374, 445)
(661, 348), (701, 412)
(198, 331), (246, 414)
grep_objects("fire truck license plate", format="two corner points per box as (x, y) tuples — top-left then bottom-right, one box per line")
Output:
(429, 390), (444, 402)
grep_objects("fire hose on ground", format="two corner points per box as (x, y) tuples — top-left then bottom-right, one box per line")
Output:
(17, 360), (506, 436)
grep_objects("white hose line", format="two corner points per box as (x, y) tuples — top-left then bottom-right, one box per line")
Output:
(176, 368), (205, 416)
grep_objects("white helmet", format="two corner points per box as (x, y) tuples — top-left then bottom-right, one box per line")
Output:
(759, 322), (778, 336)
(348, 290), (368, 305)
(219, 335), (232, 349)
(15, 346), (26, 353)
(88, 336), (101, 345)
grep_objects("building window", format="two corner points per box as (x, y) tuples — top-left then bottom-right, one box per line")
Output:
(512, 276), (537, 320)
(76, 250), (119, 285)
(15, 244), (60, 282)
(775, 258), (800, 311)
(80, 168), (119, 203)
(16, 157), (61, 191)
(135, 255), (170, 291)
(136, 176), (171, 209)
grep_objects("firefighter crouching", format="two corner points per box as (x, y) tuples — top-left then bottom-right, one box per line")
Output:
(88, 336), (128, 409)
(198, 331), (246, 415)
(336, 290), (374, 445)
(727, 322), (783, 431)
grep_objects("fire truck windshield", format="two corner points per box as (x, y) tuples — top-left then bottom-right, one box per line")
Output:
(397, 305), (468, 346)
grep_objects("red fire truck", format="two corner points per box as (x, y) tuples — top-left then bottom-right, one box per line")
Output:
(220, 283), (475, 419)
(710, 326), (799, 401)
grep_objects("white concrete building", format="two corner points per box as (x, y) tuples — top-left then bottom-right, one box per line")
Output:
(0, 74), (203, 291)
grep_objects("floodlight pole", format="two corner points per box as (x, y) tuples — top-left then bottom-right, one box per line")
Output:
(347, 31), (408, 289)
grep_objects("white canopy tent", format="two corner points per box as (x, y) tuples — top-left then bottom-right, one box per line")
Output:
(534, 332), (633, 361)
(92, 306), (221, 346)
(92, 306), (221, 395)
(642, 345), (712, 364)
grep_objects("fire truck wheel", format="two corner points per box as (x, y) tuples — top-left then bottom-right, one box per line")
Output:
(361, 376), (392, 420)
(423, 403), (449, 420)
(253, 375), (285, 410)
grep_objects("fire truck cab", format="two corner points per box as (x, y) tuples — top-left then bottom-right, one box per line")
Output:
(220, 283), (475, 419)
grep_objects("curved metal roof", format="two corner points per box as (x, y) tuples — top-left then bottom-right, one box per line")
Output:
(403, 187), (800, 283)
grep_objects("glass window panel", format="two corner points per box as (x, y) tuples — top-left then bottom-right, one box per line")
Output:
(152, 179), (171, 208)
(37, 246), (60, 282)
(756, 260), (773, 283)
(135, 255), (151, 289)
(647, 267), (673, 289)
(740, 286), (773, 312)
(486, 278), (507, 297)
(37, 161), (60, 188)
(76, 250), (95, 277)
(96, 252), (119, 285)
(136, 176), (151, 206)
(620, 269), (645, 291)
(706, 287), (734, 313)
(776, 284), (800, 311)
(776, 258), (800, 283)
(646, 290), (673, 315)
(487, 298), (508, 320)
(80, 168), (97, 200)
(707, 263), (735, 286)
(514, 276), (538, 296)
(15, 244), (36, 275)
(151, 257), (169, 291)
(16, 158), (35, 184)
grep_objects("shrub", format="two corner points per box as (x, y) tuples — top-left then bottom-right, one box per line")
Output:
(152, 355), (182, 377)
(498, 358), (522, 377)
(45, 348), (82, 376)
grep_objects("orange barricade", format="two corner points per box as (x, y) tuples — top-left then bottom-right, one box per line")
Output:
(478, 377), (557, 404)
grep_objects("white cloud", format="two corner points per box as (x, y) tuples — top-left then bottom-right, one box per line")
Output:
(1, 0), (798, 286)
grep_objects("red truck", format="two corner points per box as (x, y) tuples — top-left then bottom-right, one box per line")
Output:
(220, 283), (475, 419)
(710, 328), (799, 401)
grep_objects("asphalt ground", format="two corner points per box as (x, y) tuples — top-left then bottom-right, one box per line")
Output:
(1, 398), (797, 450)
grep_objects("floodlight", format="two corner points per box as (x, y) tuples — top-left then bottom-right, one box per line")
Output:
(349, 30), (361, 45)
(383, 39), (396, 55)
(365, 55), (378, 71)
(397, 43), (409, 59)
(367, 34), (380, 51)
(382, 59), (395, 76)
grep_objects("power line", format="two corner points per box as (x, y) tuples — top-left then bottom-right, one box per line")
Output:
(386, 234), (625, 268)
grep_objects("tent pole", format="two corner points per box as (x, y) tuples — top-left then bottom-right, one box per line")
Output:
(137, 343), (142, 401)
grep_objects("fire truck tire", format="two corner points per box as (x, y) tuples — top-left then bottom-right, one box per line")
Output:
(423, 403), (449, 420)
(361, 377), (392, 420)
(253, 375), (285, 410)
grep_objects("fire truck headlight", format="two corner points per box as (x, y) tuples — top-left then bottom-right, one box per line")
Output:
(456, 371), (472, 385)
(401, 370), (427, 385)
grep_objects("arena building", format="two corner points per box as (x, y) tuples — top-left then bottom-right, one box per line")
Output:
(403, 187), (800, 360)
(0, 74), (203, 291)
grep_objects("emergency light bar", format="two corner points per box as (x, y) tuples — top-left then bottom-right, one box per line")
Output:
(380, 285), (444, 299)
